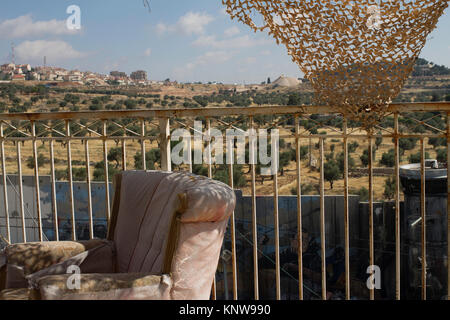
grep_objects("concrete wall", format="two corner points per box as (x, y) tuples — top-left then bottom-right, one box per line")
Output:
(1, 175), (447, 299)
(218, 192), (364, 300)
(0, 175), (112, 242)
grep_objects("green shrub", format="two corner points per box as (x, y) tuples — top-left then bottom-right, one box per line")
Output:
(436, 148), (447, 163)
(408, 151), (430, 163)
(383, 177), (396, 199)
(380, 149), (395, 167)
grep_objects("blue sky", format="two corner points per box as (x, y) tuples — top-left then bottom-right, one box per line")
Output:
(0, 0), (449, 84)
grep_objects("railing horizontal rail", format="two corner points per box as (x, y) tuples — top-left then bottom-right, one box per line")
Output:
(0, 102), (449, 121)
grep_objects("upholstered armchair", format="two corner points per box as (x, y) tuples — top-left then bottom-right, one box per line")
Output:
(0, 171), (236, 300)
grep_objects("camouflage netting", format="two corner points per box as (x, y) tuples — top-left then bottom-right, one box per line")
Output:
(223, 0), (449, 128)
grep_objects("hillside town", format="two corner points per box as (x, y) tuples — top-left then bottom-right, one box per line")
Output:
(0, 58), (448, 89)
(0, 63), (155, 86)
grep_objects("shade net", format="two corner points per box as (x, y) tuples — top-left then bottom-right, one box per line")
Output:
(223, 0), (449, 128)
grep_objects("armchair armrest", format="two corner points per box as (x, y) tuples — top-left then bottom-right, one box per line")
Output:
(179, 176), (236, 223)
(165, 175), (236, 299)
(37, 273), (172, 300)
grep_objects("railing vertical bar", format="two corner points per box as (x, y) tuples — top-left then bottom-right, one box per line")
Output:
(159, 117), (171, 172)
(188, 131), (193, 173)
(319, 137), (326, 300)
(141, 119), (146, 171)
(226, 124), (238, 300)
(85, 139), (94, 239)
(343, 119), (350, 300)
(31, 121), (43, 241)
(250, 116), (259, 300)
(295, 116), (303, 300)
(49, 138), (59, 241)
(205, 117), (216, 300)
(66, 120), (76, 241)
(273, 132), (281, 301)
(420, 138), (427, 300)
(368, 134), (374, 300)
(228, 156), (238, 300)
(122, 125), (127, 171)
(122, 141), (127, 171)
(16, 141), (26, 242)
(447, 112), (450, 301)
(0, 123), (10, 243)
(206, 118), (212, 178)
(394, 113), (401, 300)
(102, 120), (111, 223)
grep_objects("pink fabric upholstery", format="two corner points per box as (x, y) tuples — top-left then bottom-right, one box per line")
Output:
(114, 171), (235, 275)
(171, 219), (229, 300)
(113, 171), (169, 273)
(113, 171), (235, 299)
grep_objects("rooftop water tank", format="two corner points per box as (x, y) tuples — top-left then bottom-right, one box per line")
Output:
(399, 160), (447, 195)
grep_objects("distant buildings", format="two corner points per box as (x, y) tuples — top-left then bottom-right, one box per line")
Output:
(17, 64), (31, 73)
(0, 62), (153, 86)
(130, 70), (148, 81)
(109, 70), (150, 85)
(110, 71), (127, 78)
(1, 63), (32, 81)
(12, 74), (25, 81)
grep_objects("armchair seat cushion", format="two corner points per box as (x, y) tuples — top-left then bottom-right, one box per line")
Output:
(4, 239), (109, 275)
(1, 239), (114, 289)
(0, 288), (39, 300)
(37, 273), (172, 300)
(26, 241), (115, 289)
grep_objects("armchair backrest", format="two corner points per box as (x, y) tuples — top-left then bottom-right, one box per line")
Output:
(108, 171), (235, 298)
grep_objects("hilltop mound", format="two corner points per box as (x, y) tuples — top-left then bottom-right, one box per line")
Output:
(272, 75), (301, 87)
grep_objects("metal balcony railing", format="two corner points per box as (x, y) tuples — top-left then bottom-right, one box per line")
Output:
(0, 102), (449, 300)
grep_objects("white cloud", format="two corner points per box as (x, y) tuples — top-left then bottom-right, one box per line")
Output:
(192, 35), (216, 46)
(145, 48), (152, 57)
(156, 22), (175, 35)
(156, 11), (214, 36)
(178, 12), (214, 35)
(224, 26), (240, 37)
(0, 14), (78, 38)
(174, 50), (232, 78)
(191, 51), (232, 68)
(193, 35), (271, 49)
(15, 40), (87, 62)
